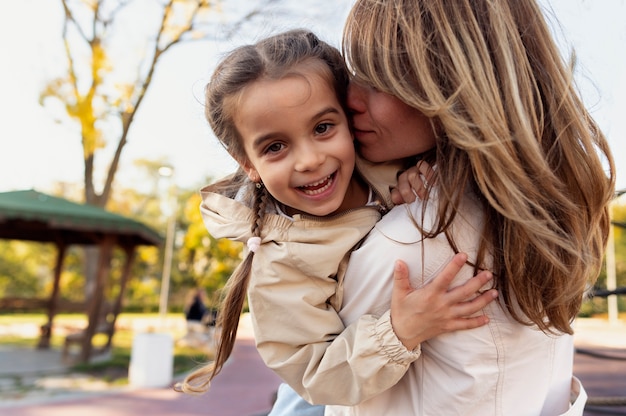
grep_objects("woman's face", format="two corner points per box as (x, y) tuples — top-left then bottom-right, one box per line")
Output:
(347, 81), (436, 163)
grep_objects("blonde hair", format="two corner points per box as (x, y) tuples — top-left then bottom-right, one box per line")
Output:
(344, 0), (615, 334)
(179, 29), (350, 394)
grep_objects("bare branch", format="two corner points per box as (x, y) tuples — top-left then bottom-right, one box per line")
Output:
(60, 0), (91, 43)
(91, 1), (100, 44)
(99, 0), (133, 28)
(219, 0), (282, 41)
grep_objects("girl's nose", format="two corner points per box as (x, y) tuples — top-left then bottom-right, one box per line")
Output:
(294, 142), (325, 172)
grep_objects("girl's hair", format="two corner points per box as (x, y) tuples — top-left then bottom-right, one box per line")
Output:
(343, 0), (615, 334)
(179, 29), (349, 394)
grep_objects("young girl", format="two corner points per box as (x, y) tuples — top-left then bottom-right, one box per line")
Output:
(178, 29), (496, 399)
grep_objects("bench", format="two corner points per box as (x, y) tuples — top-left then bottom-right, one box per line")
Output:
(62, 322), (113, 362)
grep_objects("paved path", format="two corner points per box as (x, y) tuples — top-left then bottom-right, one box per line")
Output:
(3, 338), (281, 416)
(576, 347), (626, 416)
(571, 319), (626, 416)
(1, 315), (282, 416)
(1, 317), (625, 416)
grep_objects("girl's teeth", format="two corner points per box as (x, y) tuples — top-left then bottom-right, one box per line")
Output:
(300, 175), (333, 195)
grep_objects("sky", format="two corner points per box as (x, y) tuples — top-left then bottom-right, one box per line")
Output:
(0, 0), (624, 195)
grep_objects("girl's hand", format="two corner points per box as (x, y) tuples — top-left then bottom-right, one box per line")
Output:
(390, 253), (497, 350)
(391, 160), (435, 204)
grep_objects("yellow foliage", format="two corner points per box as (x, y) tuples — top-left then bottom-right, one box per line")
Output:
(92, 42), (112, 77)
(73, 99), (101, 157)
(184, 193), (203, 222)
(217, 239), (243, 258)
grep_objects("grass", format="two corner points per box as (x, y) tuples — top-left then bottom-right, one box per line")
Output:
(0, 312), (212, 386)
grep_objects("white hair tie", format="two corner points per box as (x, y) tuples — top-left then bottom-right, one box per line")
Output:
(247, 236), (262, 253)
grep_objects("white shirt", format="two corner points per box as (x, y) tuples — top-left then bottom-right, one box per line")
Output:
(327, 190), (585, 416)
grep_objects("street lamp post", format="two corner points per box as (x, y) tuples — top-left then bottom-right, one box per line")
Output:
(128, 165), (176, 388)
(158, 166), (176, 328)
(607, 218), (618, 324)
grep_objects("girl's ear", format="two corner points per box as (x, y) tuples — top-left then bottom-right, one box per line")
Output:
(242, 162), (260, 183)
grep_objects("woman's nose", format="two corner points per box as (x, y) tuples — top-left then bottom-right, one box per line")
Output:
(347, 81), (367, 113)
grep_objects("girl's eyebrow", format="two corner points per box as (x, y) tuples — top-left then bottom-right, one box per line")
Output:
(251, 106), (342, 150)
(312, 107), (341, 120)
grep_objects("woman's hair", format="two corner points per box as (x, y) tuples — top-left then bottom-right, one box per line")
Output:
(344, 0), (615, 334)
(179, 29), (349, 394)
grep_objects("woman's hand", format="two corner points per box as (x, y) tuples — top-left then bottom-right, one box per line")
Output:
(390, 253), (497, 351)
(391, 160), (435, 205)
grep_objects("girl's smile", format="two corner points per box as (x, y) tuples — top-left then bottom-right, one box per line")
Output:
(297, 172), (335, 196)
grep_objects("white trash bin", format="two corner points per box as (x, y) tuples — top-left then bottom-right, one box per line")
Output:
(129, 332), (174, 388)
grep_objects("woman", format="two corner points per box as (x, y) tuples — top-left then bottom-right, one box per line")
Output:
(318, 0), (614, 414)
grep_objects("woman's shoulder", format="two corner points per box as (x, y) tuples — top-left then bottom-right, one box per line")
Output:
(374, 193), (438, 243)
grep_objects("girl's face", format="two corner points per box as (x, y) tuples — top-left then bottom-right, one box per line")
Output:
(347, 81), (436, 162)
(235, 67), (356, 217)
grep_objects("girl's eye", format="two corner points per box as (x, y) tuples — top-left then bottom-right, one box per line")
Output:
(315, 123), (332, 135)
(265, 142), (284, 154)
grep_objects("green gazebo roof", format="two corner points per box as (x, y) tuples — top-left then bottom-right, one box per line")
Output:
(0, 190), (162, 247)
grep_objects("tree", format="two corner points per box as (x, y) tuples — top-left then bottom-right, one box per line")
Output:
(43, 0), (184, 205)
(39, 0), (284, 208)
(581, 196), (626, 317)
(0, 241), (54, 299)
(36, 0), (284, 300)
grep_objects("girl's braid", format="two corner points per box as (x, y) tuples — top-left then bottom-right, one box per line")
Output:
(251, 184), (269, 238)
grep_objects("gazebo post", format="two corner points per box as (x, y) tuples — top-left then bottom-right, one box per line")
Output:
(80, 235), (114, 363)
(37, 241), (67, 349)
(105, 245), (137, 350)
